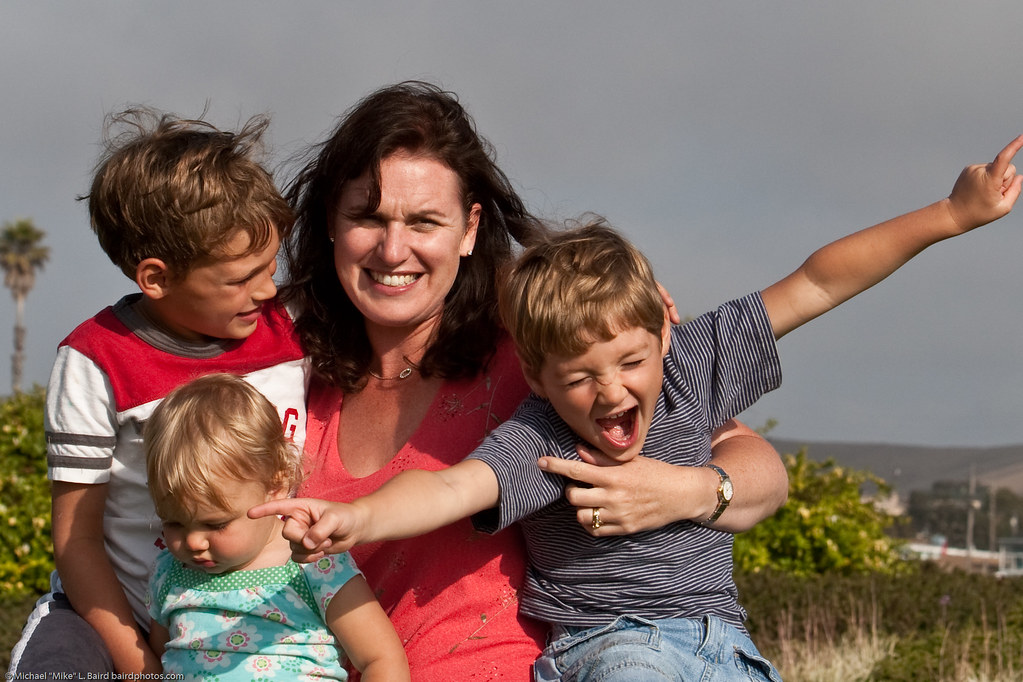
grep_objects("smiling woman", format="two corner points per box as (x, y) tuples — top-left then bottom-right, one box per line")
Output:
(331, 152), (478, 338)
(278, 81), (789, 680)
(279, 84), (553, 679)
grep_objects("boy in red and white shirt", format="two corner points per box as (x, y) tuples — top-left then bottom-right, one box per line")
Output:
(9, 108), (306, 676)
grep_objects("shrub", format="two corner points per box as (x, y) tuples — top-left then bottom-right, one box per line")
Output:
(0, 388), (53, 597)
(735, 448), (906, 576)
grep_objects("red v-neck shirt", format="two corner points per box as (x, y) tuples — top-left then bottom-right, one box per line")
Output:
(300, 338), (545, 680)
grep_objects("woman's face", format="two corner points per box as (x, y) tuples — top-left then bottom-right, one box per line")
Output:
(332, 151), (479, 337)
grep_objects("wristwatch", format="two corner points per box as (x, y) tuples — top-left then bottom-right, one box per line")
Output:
(702, 464), (733, 524)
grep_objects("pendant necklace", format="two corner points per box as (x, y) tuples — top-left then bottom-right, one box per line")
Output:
(368, 355), (420, 381)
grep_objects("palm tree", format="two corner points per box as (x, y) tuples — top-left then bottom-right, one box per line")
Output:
(1, 218), (49, 394)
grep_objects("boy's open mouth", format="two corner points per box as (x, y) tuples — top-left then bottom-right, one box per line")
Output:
(596, 407), (638, 450)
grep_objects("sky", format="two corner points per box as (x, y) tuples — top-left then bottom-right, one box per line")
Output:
(2, 1), (1022, 447)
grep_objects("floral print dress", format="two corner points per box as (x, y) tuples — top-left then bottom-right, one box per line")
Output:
(148, 550), (361, 681)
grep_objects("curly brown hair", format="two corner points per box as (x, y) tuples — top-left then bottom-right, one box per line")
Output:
(280, 82), (545, 392)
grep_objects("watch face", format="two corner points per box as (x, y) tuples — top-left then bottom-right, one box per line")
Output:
(721, 479), (734, 501)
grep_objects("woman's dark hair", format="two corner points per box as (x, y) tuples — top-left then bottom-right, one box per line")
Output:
(280, 81), (544, 391)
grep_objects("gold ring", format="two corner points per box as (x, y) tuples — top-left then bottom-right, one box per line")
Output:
(591, 507), (602, 530)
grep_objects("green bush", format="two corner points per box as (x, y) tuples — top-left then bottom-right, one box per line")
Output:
(735, 448), (906, 576)
(0, 388), (53, 597)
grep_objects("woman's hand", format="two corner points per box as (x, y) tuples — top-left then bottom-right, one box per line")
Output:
(538, 419), (787, 536)
(656, 281), (681, 325)
(538, 445), (713, 535)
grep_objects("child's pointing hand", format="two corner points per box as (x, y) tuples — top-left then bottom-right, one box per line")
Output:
(249, 498), (364, 563)
(945, 133), (1023, 233)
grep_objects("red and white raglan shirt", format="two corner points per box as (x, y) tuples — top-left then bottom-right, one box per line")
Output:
(44, 294), (307, 628)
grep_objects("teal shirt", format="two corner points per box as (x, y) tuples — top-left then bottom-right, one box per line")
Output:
(148, 550), (361, 681)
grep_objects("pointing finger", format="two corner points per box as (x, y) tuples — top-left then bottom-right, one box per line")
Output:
(990, 134), (1023, 178)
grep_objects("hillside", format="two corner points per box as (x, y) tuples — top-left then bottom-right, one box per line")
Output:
(766, 438), (1023, 496)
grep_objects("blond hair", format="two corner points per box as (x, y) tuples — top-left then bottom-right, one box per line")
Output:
(145, 374), (300, 520)
(85, 107), (293, 279)
(499, 217), (665, 373)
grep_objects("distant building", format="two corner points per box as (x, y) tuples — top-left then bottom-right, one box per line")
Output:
(996, 537), (1023, 577)
(905, 540), (999, 575)
(873, 490), (905, 516)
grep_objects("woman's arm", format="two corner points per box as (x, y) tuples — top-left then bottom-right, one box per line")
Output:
(536, 419), (787, 535)
(702, 419), (788, 531)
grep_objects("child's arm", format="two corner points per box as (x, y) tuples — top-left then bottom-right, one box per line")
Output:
(249, 459), (499, 561)
(324, 574), (410, 681)
(762, 135), (1023, 338)
(51, 482), (163, 673)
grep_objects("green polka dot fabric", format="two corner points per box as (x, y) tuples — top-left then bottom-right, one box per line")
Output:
(147, 551), (362, 680)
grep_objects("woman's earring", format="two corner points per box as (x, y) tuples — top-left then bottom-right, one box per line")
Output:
(329, 235), (335, 243)
(466, 249), (473, 256)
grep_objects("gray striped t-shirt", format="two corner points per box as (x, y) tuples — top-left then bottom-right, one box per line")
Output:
(470, 293), (781, 630)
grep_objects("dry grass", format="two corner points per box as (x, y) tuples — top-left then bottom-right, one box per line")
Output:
(759, 615), (1023, 682)
(771, 629), (897, 682)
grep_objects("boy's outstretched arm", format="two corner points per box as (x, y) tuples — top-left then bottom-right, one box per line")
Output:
(763, 135), (1023, 338)
(249, 459), (500, 561)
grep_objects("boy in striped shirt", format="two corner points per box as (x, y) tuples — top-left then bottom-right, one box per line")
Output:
(258, 136), (1022, 681)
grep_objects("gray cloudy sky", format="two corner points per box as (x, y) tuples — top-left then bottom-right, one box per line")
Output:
(2, 1), (1022, 447)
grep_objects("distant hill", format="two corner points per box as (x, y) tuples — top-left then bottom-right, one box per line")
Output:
(766, 439), (1023, 496)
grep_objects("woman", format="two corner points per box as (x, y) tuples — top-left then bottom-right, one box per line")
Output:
(280, 81), (788, 679)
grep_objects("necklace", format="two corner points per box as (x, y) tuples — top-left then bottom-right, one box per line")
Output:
(368, 355), (420, 381)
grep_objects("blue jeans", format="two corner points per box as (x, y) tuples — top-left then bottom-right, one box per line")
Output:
(533, 615), (783, 682)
